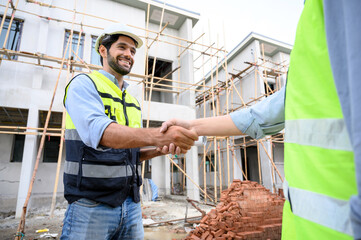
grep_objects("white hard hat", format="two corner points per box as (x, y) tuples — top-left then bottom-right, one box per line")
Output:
(95, 23), (143, 54)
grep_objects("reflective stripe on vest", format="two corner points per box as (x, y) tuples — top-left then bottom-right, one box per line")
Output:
(283, 179), (353, 236)
(65, 129), (81, 141)
(285, 118), (352, 151)
(283, 0), (356, 238)
(64, 160), (141, 178)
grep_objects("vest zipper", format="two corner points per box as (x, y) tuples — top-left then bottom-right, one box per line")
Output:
(122, 91), (129, 126)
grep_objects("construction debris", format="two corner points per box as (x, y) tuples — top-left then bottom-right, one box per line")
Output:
(185, 180), (284, 240)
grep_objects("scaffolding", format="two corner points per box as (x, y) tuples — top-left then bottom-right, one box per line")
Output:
(0, 1), (289, 239)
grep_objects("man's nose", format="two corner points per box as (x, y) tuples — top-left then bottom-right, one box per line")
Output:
(123, 49), (132, 59)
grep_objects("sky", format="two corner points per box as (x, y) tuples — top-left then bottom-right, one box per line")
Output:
(165, 0), (304, 52)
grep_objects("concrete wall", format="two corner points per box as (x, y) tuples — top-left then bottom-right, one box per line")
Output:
(0, 0), (200, 214)
(196, 38), (289, 193)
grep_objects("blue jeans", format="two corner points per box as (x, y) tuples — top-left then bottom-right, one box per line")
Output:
(60, 197), (144, 240)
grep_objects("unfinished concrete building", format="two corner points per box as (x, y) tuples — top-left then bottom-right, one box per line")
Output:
(0, 0), (290, 224)
(194, 33), (291, 201)
(0, 0), (201, 217)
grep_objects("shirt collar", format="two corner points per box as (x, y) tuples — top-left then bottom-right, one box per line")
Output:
(98, 69), (129, 90)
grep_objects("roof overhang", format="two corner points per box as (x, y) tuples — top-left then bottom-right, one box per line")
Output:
(204, 32), (293, 82)
(114, 0), (200, 29)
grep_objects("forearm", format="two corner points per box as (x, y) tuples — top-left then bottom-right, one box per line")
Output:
(100, 123), (157, 149)
(190, 115), (243, 136)
(139, 148), (163, 162)
(100, 122), (197, 150)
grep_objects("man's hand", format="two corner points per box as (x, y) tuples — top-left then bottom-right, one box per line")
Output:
(159, 118), (193, 133)
(157, 119), (194, 155)
(156, 143), (188, 156)
(156, 125), (198, 155)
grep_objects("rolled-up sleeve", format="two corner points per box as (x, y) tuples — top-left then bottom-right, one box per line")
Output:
(65, 75), (114, 149)
(230, 87), (285, 139)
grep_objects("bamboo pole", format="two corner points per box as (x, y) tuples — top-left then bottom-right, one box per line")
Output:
(50, 0), (88, 216)
(177, 33), (204, 58)
(183, 156), (186, 192)
(145, 5), (166, 128)
(49, 110), (65, 217)
(0, 48), (210, 91)
(26, 0), (118, 23)
(244, 138), (248, 180)
(202, 40), (207, 202)
(193, 43), (215, 63)
(0, 126), (61, 131)
(0, 1), (10, 43)
(0, 131), (61, 136)
(2, 0), (19, 50)
(171, 160), (174, 194)
(270, 138), (276, 193)
(259, 140), (283, 182)
(215, 36), (222, 195)
(254, 49), (258, 100)
(217, 141), (222, 195)
(222, 23), (231, 187)
(14, 6), (75, 238)
(256, 140), (262, 185)
(166, 155), (213, 202)
(129, 24), (224, 53)
(0, 4), (102, 31)
(176, 39), (181, 104)
(140, 3), (151, 199)
(207, 20), (218, 202)
(231, 147), (247, 180)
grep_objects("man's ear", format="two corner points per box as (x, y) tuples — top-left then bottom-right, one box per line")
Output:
(99, 45), (107, 58)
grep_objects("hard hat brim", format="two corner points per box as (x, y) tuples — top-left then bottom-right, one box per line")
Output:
(95, 29), (143, 54)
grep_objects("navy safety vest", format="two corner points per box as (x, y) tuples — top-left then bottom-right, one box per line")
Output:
(63, 71), (142, 207)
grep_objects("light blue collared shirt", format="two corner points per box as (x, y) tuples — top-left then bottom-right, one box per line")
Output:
(65, 70), (129, 149)
(230, 87), (285, 139)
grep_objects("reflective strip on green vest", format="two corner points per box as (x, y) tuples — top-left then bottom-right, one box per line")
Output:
(283, 0), (356, 238)
(285, 119), (352, 151)
(64, 160), (141, 178)
(283, 179), (353, 236)
(65, 129), (82, 141)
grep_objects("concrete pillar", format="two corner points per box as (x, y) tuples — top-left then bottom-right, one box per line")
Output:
(178, 18), (195, 107)
(253, 40), (265, 96)
(164, 156), (171, 195)
(233, 148), (243, 181)
(259, 140), (274, 192)
(178, 18), (199, 200)
(185, 147), (200, 201)
(151, 155), (171, 196)
(15, 106), (39, 218)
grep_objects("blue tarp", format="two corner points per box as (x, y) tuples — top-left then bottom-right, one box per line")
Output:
(148, 179), (158, 201)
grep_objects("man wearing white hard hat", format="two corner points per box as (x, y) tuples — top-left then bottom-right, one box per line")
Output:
(61, 23), (198, 239)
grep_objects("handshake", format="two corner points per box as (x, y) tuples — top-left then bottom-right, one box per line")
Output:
(155, 118), (197, 156)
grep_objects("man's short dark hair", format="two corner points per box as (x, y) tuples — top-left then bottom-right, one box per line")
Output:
(99, 34), (137, 66)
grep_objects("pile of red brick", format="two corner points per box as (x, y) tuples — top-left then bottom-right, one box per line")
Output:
(185, 180), (284, 240)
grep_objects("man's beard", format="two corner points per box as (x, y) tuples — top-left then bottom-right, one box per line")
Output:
(107, 52), (132, 75)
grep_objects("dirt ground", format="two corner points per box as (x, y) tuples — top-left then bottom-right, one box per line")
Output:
(0, 196), (214, 240)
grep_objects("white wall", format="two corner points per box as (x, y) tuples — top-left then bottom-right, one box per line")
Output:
(0, 0), (201, 213)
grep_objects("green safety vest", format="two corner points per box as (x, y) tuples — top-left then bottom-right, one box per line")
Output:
(283, 0), (357, 239)
(63, 70), (142, 207)
(65, 70), (142, 129)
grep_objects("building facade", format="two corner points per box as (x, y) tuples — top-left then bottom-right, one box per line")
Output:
(0, 0), (200, 217)
(195, 33), (291, 195)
